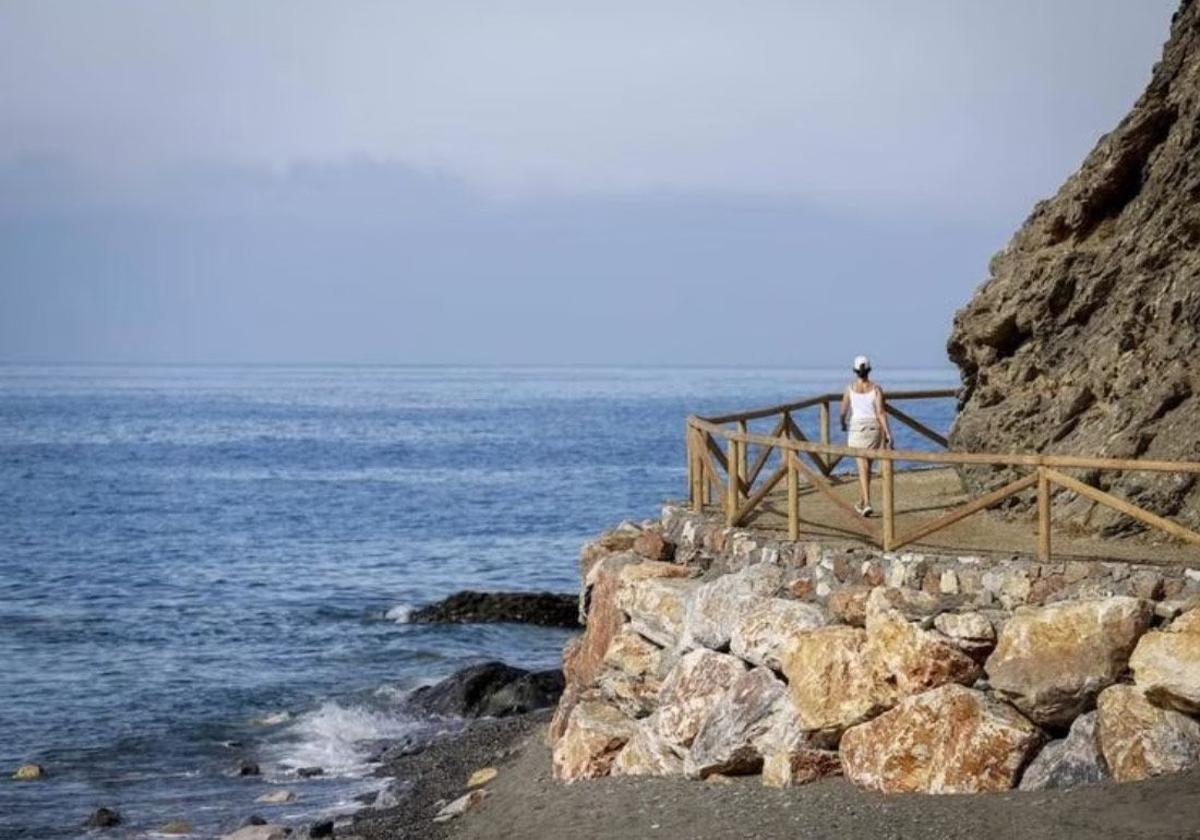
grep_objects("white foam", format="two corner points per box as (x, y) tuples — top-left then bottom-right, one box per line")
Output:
(384, 604), (414, 623)
(269, 701), (423, 777)
(253, 710), (293, 726)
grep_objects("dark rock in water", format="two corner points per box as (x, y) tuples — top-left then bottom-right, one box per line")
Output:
(296, 766), (323, 778)
(84, 807), (122, 828)
(409, 591), (579, 628)
(308, 819), (334, 838)
(237, 759), (261, 776)
(1019, 712), (1111, 791)
(241, 813), (268, 827)
(408, 661), (565, 718)
(947, 0), (1200, 536)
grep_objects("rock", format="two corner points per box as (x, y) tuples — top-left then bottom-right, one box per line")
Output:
(433, 789), (489, 823)
(296, 766), (323, 778)
(407, 661), (564, 718)
(1096, 684), (1200, 782)
(729, 598), (825, 670)
(780, 626), (889, 737)
(984, 597), (1151, 727)
(580, 526), (641, 584)
(947, 0), (1200, 538)
(826, 585), (872, 627)
(1019, 712), (1110, 791)
(241, 816), (268, 827)
(685, 667), (786, 778)
(255, 789), (296, 804)
(552, 698), (636, 781)
(84, 807), (122, 829)
(685, 564), (783, 649)
(408, 590), (579, 627)
(867, 586), (950, 622)
(220, 826), (290, 840)
(574, 554), (638, 688)
(655, 649), (747, 748)
(761, 748), (842, 788)
(618, 574), (698, 648)
(602, 629), (662, 677)
(308, 820), (334, 839)
(11, 763), (44, 780)
(633, 530), (674, 562)
(840, 684), (1043, 793)
(466, 766), (498, 787)
(596, 669), (661, 719)
(866, 588), (982, 701)
(933, 611), (996, 643)
(237, 759), (261, 776)
(1130, 607), (1200, 713)
(548, 681), (582, 745)
(160, 820), (193, 834)
(372, 782), (406, 810)
(612, 719), (685, 777)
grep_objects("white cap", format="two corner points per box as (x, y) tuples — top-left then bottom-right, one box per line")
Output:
(853, 355), (871, 372)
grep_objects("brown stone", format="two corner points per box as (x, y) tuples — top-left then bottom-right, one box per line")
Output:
(1096, 685), (1200, 783)
(1129, 607), (1200, 714)
(827, 585), (872, 627)
(761, 749), (842, 788)
(547, 682), (582, 745)
(602, 628), (662, 677)
(571, 554), (636, 689)
(551, 698), (637, 781)
(984, 597), (1152, 727)
(633, 530), (674, 562)
(840, 684), (1042, 794)
(780, 625), (889, 737)
(596, 670), (661, 719)
(656, 649), (747, 748)
(866, 589), (982, 702)
(729, 598), (825, 670)
(618, 573), (698, 649)
(685, 667), (785, 778)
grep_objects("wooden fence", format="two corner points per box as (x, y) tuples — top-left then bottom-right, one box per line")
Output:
(685, 389), (1200, 562)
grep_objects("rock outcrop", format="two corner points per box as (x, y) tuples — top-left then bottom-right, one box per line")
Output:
(408, 661), (564, 718)
(409, 590), (579, 627)
(947, 0), (1200, 535)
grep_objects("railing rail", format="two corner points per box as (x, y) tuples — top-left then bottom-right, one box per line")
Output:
(686, 389), (1200, 562)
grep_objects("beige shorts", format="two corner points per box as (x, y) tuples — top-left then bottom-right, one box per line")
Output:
(848, 420), (882, 450)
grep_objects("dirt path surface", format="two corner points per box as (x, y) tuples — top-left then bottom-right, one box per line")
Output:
(736, 466), (1200, 567)
(451, 726), (1200, 840)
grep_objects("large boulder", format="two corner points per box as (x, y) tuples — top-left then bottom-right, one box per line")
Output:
(780, 626), (889, 737)
(684, 667), (786, 778)
(1095, 684), (1200, 783)
(984, 597), (1151, 727)
(655, 649), (747, 748)
(552, 698), (637, 781)
(1019, 711), (1110, 791)
(618, 566), (697, 648)
(1129, 607), (1200, 713)
(611, 718), (685, 777)
(570, 554), (637, 689)
(596, 628), (664, 718)
(685, 564), (784, 649)
(761, 748), (842, 789)
(946, 0), (1200, 536)
(865, 588), (981, 702)
(729, 598), (825, 670)
(408, 662), (564, 718)
(840, 684), (1043, 794)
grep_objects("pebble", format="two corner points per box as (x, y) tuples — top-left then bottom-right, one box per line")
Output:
(255, 789), (296, 804)
(12, 763), (45, 780)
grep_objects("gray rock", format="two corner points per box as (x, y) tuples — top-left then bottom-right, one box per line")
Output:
(407, 661), (564, 718)
(685, 667), (786, 778)
(83, 807), (122, 829)
(1019, 712), (1110, 790)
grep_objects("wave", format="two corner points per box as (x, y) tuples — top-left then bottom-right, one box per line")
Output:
(267, 700), (429, 778)
(384, 603), (414, 623)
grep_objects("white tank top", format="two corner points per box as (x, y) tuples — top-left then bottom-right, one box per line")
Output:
(848, 387), (878, 422)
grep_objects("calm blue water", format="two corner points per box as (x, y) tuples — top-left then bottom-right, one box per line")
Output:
(0, 365), (955, 838)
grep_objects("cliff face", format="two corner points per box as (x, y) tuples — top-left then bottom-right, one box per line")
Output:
(947, 0), (1200, 534)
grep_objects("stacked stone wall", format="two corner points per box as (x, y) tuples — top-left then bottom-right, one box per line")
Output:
(550, 506), (1200, 792)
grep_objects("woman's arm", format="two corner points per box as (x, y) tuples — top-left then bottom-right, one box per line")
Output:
(839, 388), (850, 432)
(874, 387), (893, 446)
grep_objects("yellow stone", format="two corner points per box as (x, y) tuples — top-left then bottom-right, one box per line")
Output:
(467, 767), (498, 788)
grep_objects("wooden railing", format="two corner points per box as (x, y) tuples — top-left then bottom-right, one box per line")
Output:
(685, 389), (1200, 562)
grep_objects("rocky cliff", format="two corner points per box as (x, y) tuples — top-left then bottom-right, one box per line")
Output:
(947, 0), (1200, 535)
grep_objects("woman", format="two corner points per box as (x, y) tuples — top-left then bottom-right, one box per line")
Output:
(839, 355), (893, 516)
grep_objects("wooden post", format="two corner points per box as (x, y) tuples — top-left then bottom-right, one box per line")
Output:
(819, 401), (831, 469)
(688, 428), (702, 513)
(726, 435), (739, 525)
(787, 452), (799, 541)
(700, 431), (711, 506)
(882, 457), (895, 551)
(1037, 466), (1051, 562)
(736, 420), (749, 483)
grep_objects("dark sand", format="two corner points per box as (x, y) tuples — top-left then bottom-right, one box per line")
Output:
(362, 711), (1200, 840)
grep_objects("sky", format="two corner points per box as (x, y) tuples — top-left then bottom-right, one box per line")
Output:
(0, 0), (1179, 367)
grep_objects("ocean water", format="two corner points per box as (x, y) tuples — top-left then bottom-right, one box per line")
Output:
(0, 365), (956, 839)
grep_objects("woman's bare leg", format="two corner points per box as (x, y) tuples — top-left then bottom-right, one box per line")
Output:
(856, 456), (871, 507)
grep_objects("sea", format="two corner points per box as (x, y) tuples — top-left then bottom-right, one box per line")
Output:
(0, 365), (957, 839)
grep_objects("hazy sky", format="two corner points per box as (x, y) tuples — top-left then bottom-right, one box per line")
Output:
(0, 0), (1178, 366)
